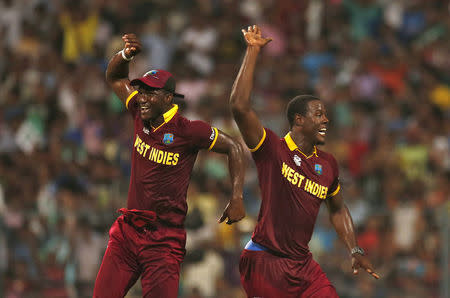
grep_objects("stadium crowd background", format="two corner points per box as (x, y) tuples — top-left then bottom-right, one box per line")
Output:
(0, 0), (448, 297)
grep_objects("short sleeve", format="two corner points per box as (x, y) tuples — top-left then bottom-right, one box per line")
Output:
(251, 128), (279, 162)
(187, 120), (218, 150)
(327, 155), (340, 198)
(125, 90), (139, 118)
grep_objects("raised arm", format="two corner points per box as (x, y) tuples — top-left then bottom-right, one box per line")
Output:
(210, 131), (246, 225)
(105, 33), (142, 103)
(230, 25), (272, 150)
(326, 193), (380, 279)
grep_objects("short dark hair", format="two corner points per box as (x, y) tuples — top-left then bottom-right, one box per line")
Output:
(286, 95), (320, 127)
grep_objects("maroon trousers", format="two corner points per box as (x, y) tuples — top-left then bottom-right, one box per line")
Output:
(93, 211), (186, 298)
(240, 249), (339, 298)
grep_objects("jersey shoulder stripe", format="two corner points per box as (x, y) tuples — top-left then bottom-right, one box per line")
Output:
(126, 90), (138, 109)
(250, 128), (266, 152)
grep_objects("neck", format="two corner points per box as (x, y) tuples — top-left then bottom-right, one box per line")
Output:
(290, 131), (315, 155)
(148, 104), (173, 128)
(150, 115), (165, 128)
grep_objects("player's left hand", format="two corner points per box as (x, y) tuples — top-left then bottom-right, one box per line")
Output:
(218, 196), (245, 225)
(352, 254), (380, 279)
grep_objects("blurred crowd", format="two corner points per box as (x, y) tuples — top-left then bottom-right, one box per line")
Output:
(0, 0), (449, 297)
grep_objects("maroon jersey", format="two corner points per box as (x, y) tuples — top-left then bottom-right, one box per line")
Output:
(124, 91), (219, 226)
(251, 128), (340, 259)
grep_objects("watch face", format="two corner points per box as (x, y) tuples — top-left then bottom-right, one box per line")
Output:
(351, 247), (365, 256)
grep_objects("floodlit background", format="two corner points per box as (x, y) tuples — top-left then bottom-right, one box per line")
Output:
(0, 0), (448, 297)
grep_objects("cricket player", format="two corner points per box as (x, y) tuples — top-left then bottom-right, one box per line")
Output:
(93, 33), (246, 298)
(230, 25), (379, 298)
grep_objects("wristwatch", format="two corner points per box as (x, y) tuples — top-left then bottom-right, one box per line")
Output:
(351, 246), (365, 256)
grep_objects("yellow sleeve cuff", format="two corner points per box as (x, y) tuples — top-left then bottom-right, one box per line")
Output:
(327, 184), (340, 198)
(249, 128), (266, 152)
(208, 127), (219, 151)
(125, 90), (138, 109)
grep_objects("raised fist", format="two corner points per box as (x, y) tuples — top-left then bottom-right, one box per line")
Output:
(122, 33), (142, 59)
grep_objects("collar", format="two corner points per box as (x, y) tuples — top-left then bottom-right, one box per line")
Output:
(152, 104), (178, 131)
(284, 132), (318, 158)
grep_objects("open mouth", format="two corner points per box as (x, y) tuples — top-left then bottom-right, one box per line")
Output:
(140, 105), (150, 114)
(318, 128), (327, 136)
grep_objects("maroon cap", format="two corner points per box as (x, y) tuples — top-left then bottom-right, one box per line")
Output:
(130, 69), (184, 98)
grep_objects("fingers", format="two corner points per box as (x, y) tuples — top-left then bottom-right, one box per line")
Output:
(352, 261), (360, 275)
(366, 268), (380, 279)
(218, 212), (227, 223)
(122, 34), (141, 49)
(264, 38), (273, 46)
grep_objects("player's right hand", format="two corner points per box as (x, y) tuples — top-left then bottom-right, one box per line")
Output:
(122, 33), (142, 59)
(218, 196), (245, 225)
(241, 25), (272, 48)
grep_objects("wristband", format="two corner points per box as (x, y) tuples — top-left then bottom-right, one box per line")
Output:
(120, 49), (134, 61)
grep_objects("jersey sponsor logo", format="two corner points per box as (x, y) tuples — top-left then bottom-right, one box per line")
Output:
(134, 134), (179, 166)
(314, 164), (322, 175)
(209, 127), (216, 141)
(293, 154), (301, 167)
(163, 133), (174, 145)
(282, 162), (328, 199)
(143, 127), (150, 135)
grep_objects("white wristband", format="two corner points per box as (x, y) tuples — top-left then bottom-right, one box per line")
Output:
(120, 49), (134, 61)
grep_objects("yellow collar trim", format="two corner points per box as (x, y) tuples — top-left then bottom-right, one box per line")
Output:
(284, 132), (318, 158)
(152, 104), (178, 131)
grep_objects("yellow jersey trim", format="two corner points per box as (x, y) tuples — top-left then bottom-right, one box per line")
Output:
(152, 104), (179, 132)
(250, 128), (266, 152)
(327, 184), (341, 198)
(125, 90), (138, 109)
(284, 132), (318, 158)
(208, 127), (219, 151)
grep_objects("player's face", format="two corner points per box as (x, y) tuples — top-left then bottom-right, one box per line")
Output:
(137, 87), (171, 122)
(302, 100), (329, 145)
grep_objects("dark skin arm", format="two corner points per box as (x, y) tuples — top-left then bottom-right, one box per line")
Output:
(326, 193), (380, 279)
(230, 25), (272, 149)
(105, 33), (142, 103)
(210, 131), (246, 225)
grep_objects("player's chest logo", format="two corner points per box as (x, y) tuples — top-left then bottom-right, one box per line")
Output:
(293, 154), (302, 167)
(163, 133), (174, 145)
(314, 163), (323, 175)
(143, 127), (150, 135)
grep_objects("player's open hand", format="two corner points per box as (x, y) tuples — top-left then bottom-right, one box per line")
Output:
(122, 33), (142, 59)
(241, 25), (272, 48)
(352, 254), (380, 280)
(218, 196), (245, 225)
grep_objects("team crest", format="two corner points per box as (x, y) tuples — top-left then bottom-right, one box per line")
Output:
(293, 155), (302, 167)
(163, 133), (174, 145)
(144, 69), (159, 78)
(314, 164), (322, 175)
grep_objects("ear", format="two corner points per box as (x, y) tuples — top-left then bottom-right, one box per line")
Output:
(294, 113), (304, 127)
(164, 93), (174, 104)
